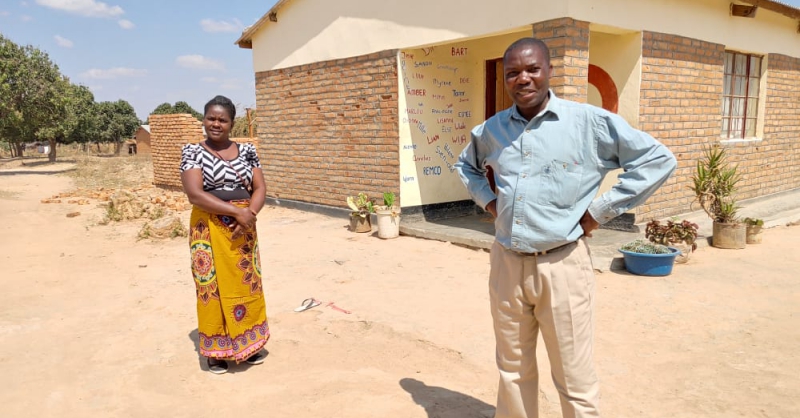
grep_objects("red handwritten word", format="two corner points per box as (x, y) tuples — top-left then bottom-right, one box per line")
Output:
(451, 47), (468, 56)
(427, 135), (440, 145)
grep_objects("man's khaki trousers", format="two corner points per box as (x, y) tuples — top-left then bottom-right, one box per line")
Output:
(490, 238), (600, 418)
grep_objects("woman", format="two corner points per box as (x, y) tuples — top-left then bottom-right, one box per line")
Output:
(180, 95), (269, 374)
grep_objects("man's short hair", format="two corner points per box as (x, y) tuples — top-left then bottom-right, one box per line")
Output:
(503, 38), (551, 66)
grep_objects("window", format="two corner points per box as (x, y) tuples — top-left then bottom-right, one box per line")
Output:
(722, 51), (762, 139)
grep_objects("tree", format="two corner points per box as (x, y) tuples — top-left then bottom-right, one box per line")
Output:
(145, 101), (203, 124)
(97, 100), (140, 156)
(172, 101), (203, 121)
(0, 34), (63, 158)
(0, 35), (106, 160)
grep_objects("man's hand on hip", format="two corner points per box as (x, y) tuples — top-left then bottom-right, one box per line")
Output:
(580, 211), (599, 237)
(485, 200), (498, 218)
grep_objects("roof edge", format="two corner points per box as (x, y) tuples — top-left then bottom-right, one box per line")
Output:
(737, 0), (800, 20)
(235, 0), (294, 49)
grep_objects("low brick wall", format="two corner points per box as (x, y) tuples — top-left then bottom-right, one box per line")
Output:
(150, 113), (255, 190)
(150, 114), (204, 190)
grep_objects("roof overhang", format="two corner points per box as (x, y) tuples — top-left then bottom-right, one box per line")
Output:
(235, 0), (293, 49)
(234, 0), (800, 49)
(737, 0), (800, 19)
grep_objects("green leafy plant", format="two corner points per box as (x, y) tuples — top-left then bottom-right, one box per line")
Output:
(620, 239), (673, 255)
(382, 192), (396, 208)
(690, 145), (741, 224)
(645, 219), (699, 252)
(346, 192), (374, 218)
(743, 217), (764, 227)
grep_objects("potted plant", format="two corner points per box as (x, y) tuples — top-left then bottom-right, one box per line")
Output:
(374, 192), (401, 239)
(618, 239), (681, 276)
(690, 145), (745, 249)
(743, 217), (764, 244)
(645, 218), (699, 264)
(346, 192), (374, 233)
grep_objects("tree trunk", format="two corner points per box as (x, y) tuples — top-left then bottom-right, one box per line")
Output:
(14, 143), (23, 158)
(96, 142), (102, 154)
(114, 140), (122, 156)
(48, 138), (57, 162)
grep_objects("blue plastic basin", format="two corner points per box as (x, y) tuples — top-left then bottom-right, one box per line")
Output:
(618, 247), (680, 276)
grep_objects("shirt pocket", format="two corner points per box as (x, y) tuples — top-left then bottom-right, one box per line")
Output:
(536, 159), (584, 209)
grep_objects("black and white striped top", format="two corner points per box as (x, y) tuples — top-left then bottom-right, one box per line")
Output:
(180, 142), (261, 192)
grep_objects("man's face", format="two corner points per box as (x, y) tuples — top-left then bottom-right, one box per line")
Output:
(503, 46), (552, 119)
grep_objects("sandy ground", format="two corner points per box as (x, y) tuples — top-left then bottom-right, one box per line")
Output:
(1, 160), (799, 418)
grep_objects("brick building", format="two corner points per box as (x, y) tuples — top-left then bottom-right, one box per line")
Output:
(236, 0), (800, 221)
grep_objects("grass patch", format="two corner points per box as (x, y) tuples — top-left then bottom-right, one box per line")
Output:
(66, 154), (154, 189)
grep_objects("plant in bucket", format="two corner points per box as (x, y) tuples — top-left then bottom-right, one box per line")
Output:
(690, 145), (745, 249)
(374, 192), (401, 239)
(346, 192), (374, 233)
(618, 239), (680, 276)
(645, 218), (699, 264)
(743, 217), (764, 244)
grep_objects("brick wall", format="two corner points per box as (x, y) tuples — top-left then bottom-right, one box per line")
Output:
(150, 112), (258, 191)
(151, 114), (204, 190)
(637, 32), (726, 220)
(254, 50), (400, 208)
(750, 54), (800, 196)
(533, 18), (590, 103)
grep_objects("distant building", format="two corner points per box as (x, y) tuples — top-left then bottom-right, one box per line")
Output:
(134, 125), (152, 155)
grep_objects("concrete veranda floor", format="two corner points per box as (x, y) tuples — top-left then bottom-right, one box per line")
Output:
(400, 188), (800, 270)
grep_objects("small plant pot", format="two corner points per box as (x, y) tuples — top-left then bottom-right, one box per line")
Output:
(618, 247), (680, 276)
(672, 242), (693, 264)
(349, 215), (372, 233)
(712, 221), (746, 249)
(746, 225), (763, 244)
(375, 208), (400, 239)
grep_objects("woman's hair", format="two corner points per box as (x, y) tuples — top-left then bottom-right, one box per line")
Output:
(204, 95), (236, 120)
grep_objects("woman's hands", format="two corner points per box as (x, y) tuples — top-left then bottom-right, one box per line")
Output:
(231, 206), (257, 239)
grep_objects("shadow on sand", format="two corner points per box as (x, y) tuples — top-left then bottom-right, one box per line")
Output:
(400, 377), (495, 418)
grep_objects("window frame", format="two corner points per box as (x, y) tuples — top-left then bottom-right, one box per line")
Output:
(721, 51), (763, 140)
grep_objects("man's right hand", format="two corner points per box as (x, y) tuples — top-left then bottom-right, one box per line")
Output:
(485, 200), (498, 218)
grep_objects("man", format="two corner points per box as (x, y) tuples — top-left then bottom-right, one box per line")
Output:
(455, 38), (677, 418)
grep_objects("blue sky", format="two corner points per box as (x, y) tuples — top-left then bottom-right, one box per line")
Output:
(1, 0), (799, 120)
(0, 0), (279, 120)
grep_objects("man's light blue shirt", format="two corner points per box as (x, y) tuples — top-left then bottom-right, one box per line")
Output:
(455, 91), (677, 253)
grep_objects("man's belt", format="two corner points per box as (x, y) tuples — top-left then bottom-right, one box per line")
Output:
(509, 241), (576, 257)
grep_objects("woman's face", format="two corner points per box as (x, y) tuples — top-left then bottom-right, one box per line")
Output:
(204, 105), (233, 142)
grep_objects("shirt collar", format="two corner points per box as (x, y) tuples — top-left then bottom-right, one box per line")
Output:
(509, 89), (561, 123)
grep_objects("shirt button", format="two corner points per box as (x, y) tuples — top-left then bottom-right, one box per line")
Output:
(525, 129), (531, 133)
(517, 196), (522, 201)
(525, 152), (531, 157)
(515, 219), (522, 225)
(521, 173), (527, 178)
(513, 242), (519, 247)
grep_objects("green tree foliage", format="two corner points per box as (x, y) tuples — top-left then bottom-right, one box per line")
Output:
(97, 100), (140, 155)
(0, 34), (63, 157)
(0, 34), (134, 159)
(146, 101), (203, 123)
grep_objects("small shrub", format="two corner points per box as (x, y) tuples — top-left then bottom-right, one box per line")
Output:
(645, 219), (699, 252)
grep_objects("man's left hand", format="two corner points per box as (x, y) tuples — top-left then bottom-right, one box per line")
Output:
(580, 211), (599, 238)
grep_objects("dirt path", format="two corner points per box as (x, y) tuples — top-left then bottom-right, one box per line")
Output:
(2, 165), (798, 417)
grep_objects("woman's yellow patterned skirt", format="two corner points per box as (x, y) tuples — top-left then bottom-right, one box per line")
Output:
(189, 200), (269, 363)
